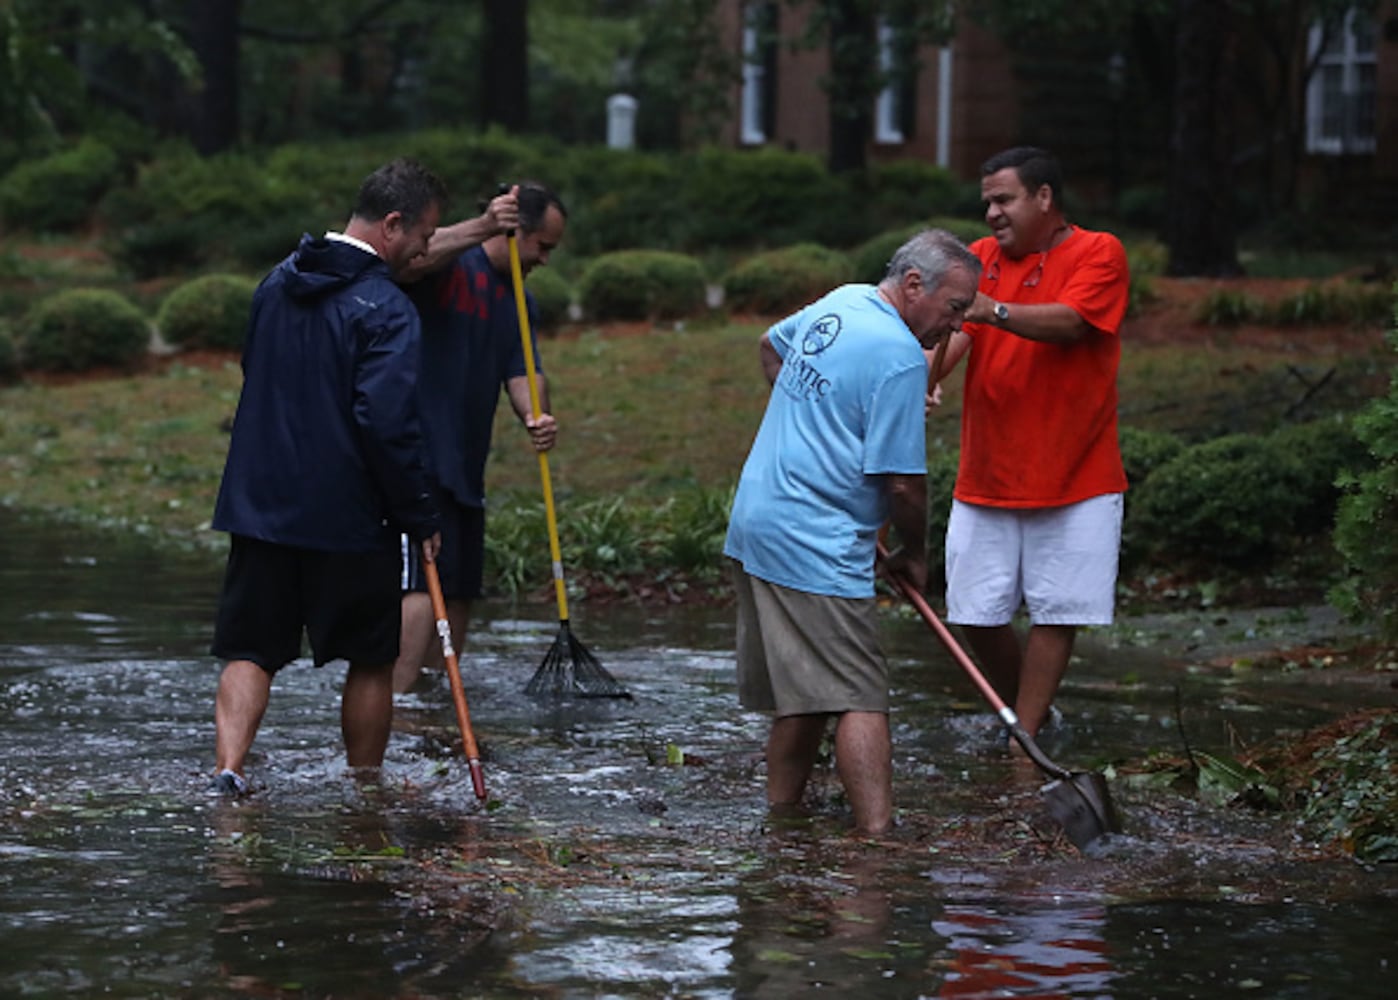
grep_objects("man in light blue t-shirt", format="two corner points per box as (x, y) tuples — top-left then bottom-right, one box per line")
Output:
(725, 229), (979, 835)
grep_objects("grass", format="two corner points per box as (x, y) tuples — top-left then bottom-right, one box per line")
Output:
(1, 231), (1393, 600)
(2, 311), (1387, 562)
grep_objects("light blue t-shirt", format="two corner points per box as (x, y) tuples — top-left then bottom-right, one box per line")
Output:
(724, 284), (928, 598)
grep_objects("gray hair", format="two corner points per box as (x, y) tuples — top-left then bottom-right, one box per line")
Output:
(882, 228), (980, 289)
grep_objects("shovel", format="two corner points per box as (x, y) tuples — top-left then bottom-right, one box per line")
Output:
(422, 558), (487, 801)
(877, 542), (1119, 850)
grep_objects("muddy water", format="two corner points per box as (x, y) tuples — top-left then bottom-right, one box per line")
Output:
(1, 509), (1395, 998)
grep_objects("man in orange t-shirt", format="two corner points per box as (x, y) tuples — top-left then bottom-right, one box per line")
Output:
(937, 146), (1129, 740)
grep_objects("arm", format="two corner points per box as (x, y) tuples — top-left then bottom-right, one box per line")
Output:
(397, 188), (520, 283)
(965, 290), (1093, 345)
(759, 332), (783, 386)
(506, 372), (556, 452)
(880, 472), (928, 593)
(354, 307), (441, 544)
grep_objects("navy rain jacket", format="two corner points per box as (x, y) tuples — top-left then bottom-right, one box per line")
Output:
(212, 235), (440, 552)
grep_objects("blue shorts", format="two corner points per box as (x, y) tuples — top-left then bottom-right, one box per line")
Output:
(401, 491), (486, 600)
(211, 534), (401, 672)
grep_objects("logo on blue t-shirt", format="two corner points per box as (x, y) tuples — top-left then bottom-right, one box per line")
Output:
(802, 314), (841, 355)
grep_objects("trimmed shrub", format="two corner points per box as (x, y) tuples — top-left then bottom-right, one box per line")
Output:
(105, 214), (207, 280)
(1271, 415), (1372, 534)
(1119, 426), (1186, 569)
(558, 147), (687, 255)
(850, 217), (988, 284)
(19, 289), (150, 373)
(577, 250), (707, 322)
(722, 243), (853, 315)
(1119, 425), (1186, 489)
(156, 274), (258, 351)
(102, 144), (309, 277)
(526, 267), (573, 331)
(1130, 433), (1309, 565)
(682, 146), (851, 248)
(867, 160), (964, 225)
(0, 138), (120, 232)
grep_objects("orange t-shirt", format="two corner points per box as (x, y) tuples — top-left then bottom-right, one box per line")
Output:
(956, 228), (1130, 508)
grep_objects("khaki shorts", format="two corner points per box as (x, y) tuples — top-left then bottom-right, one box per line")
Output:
(731, 561), (889, 716)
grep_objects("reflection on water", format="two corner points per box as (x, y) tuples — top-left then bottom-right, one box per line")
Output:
(1, 509), (1396, 997)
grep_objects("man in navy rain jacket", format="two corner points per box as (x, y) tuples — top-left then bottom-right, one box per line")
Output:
(208, 158), (445, 795)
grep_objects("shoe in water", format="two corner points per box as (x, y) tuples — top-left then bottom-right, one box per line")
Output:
(208, 769), (249, 797)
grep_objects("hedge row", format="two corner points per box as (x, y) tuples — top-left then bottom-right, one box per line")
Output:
(0, 224), (1296, 377)
(0, 130), (981, 278)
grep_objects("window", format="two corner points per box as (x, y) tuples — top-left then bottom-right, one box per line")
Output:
(740, 4), (777, 145)
(1306, 8), (1376, 154)
(873, 20), (905, 144)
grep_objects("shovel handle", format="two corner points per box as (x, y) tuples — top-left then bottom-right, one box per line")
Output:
(875, 541), (1073, 781)
(423, 557), (487, 801)
(877, 542), (1011, 718)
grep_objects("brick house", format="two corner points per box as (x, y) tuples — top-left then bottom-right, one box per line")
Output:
(712, 2), (1398, 217)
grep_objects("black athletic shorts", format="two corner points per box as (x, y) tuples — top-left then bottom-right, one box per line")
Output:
(211, 535), (401, 673)
(401, 492), (485, 600)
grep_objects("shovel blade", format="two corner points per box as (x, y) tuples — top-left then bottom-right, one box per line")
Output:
(1042, 771), (1120, 851)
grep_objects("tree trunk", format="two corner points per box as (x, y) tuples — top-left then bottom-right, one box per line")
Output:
(482, 0), (528, 131)
(1165, 0), (1242, 276)
(179, 0), (242, 154)
(825, 0), (875, 173)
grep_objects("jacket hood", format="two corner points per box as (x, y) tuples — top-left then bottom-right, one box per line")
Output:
(282, 234), (385, 300)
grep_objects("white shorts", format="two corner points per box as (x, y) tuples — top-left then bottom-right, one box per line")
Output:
(944, 493), (1123, 627)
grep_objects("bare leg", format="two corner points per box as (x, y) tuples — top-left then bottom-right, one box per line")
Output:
(765, 714), (829, 810)
(446, 597), (472, 667)
(962, 623), (1024, 707)
(214, 659), (272, 776)
(1015, 624), (1076, 736)
(342, 661), (394, 768)
(391, 592), (436, 693)
(833, 711), (893, 835)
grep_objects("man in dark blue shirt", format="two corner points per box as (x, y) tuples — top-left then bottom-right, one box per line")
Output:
(209, 158), (446, 795)
(393, 182), (568, 693)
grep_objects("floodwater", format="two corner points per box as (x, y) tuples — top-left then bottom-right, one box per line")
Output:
(1, 509), (1395, 999)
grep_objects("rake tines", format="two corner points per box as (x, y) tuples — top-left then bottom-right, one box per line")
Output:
(525, 620), (631, 699)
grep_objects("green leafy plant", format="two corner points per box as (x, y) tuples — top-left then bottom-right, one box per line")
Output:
(721, 243), (853, 315)
(659, 482), (734, 579)
(19, 288), (150, 373)
(1329, 287), (1398, 638)
(1294, 711), (1398, 862)
(577, 250), (707, 322)
(156, 274), (258, 351)
(1193, 288), (1264, 327)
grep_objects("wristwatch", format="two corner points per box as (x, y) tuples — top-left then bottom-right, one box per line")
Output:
(992, 301), (1010, 325)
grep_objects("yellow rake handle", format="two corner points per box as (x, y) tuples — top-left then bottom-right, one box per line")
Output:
(506, 232), (570, 623)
